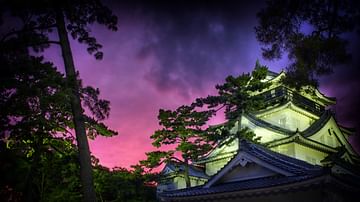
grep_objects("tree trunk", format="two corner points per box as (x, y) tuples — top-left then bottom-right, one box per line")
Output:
(55, 10), (96, 202)
(237, 109), (244, 151)
(184, 159), (191, 188)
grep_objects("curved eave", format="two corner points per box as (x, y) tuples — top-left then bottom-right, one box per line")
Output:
(266, 134), (338, 154)
(270, 70), (286, 83)
(254, 101), (320, 120)
(301, 110), (332, 137)
(244, 113), (294, 136)
(246, 110), (331, 137)
(339, 125), (356, 135)
(314, 89), (336, 105)
(255, 70), (335, 107)
(252, 71), (285, 96)
(194, 151), (237, 164)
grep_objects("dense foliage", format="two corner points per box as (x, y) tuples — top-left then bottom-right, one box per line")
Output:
(141, 104), (215, 187)
(193, 60), (269, 144)
(0, 51), (116, 201)
(1, 0), (118, 200)
(255, 0), (360, 88)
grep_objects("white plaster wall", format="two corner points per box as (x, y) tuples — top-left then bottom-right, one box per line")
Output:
(271, 142), (327, 165)
(258, 108), (315, 132)
(242, 116), (287, 143)
(206, 157), (232, 176)
(270, 143), (295, 158)
(309, 117), (343, 149)
(164, 176), (207, 190)
(294, 143), (327, 165)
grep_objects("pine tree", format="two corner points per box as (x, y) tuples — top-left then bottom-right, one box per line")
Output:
(255, 0), (359, 88)
(1, 1), (117, 200)
(194, 61), (270, 147)
(141, 105), (215, 188)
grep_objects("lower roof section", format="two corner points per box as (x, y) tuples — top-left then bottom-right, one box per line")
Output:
(158, 172), (360, 201)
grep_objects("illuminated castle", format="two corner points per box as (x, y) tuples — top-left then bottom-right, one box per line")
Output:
(157, 70), (360, 202)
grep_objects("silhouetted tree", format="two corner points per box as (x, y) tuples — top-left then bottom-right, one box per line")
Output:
(92, 163), (157, 202)
(255, 0), (360, 88)
(0, 52), (116, 201)
(0, 0), (117, 200)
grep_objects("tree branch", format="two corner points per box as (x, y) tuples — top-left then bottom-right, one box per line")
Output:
(0, 24), (57, 43)
(48, 143), (68, 156)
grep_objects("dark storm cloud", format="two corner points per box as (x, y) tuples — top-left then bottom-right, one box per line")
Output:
(127, 0), (267, 99)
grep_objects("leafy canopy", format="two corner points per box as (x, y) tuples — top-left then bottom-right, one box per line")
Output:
(142, 104), (215, 169)
(255, 0), (360, 88)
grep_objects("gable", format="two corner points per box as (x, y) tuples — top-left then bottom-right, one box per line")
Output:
(204, 151), (296, 188)
(308, 116), (357, 155)
(218, 162), (278, 184)
(162, 166), (175, 175)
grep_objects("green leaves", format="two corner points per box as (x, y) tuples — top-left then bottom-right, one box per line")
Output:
(196, 61), (269, 119)
(140, 151), (172, 169)
(0, 42), (117, 201)
(144, 104), (215, 172)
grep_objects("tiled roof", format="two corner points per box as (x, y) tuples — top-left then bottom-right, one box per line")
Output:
(239, 140), (322, 175)
(301, 110), (332, 137)
(245, 113), (293, 135)
(246, 109), (332, 138)
(160, 174), (321, 198)
(160, 140), (323, 198)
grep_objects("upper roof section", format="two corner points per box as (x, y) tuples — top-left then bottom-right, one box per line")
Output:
(253, 70), (336, 110)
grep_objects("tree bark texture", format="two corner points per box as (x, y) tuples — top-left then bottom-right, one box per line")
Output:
(56, 11), (96, 202)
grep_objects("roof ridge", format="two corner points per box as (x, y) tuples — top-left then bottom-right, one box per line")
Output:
(301, 110), (332, 137)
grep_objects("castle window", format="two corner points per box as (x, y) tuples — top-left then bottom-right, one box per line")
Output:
(279, 117), (286, 127)
(271, 89), (276, 97)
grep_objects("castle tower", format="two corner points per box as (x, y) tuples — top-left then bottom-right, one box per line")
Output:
(157, 70), (360, 201)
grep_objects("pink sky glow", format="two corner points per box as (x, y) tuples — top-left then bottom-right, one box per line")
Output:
(42, 1), (360, 169)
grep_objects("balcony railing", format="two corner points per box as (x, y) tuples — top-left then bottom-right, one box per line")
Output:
(259, 86), (324, 116)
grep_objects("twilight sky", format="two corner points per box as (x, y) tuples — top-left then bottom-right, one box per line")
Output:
(42, 0), (360, 169)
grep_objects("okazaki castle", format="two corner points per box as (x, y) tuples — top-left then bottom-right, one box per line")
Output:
(157, 70), (360, 202)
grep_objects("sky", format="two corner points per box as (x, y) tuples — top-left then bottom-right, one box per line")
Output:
(40, 0), (360, 169)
